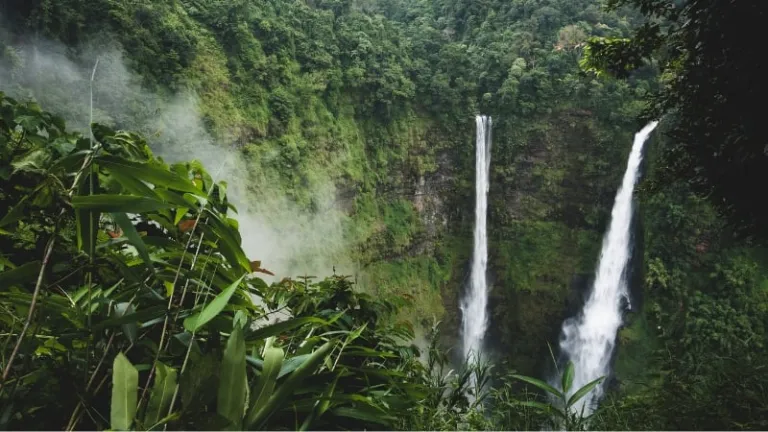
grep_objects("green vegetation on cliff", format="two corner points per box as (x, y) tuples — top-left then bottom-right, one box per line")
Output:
(2, 0), (767, 430)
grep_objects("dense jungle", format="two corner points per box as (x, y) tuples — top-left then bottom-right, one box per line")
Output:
(0, 0), (766, 430)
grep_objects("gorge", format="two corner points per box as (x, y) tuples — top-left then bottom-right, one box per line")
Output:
(1, 0), (767, 430)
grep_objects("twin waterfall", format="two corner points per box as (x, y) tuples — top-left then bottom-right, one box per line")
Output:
(459, 117), (657, 414)
(461, 115), (492, 380)
(558, 121), (659, 413)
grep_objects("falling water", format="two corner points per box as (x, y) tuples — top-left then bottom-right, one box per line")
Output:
(461, 115), (492, 375)
(558, 121), (658, 414)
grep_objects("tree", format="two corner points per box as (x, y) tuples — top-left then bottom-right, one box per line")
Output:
(581, 0), (768, 240)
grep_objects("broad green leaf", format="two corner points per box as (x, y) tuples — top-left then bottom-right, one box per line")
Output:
(154, 189), (196, 209)
(112, 213), (154, 274)
(98, 155), (204, 195)
(174, 207), (189, 225)
(92, 304), (166, 332)
(106, 168), (158, 199)
(566, 376), (604, 408)
(277, 354), (311, 379)
(144, 362), (177, 426)
(245, 338), (284, 427)
(113, 302), (138, 344)
(200, 211), (249, 272)
(511, 374), (563, 399)
(184, 275), (246, 332)
(72, 195), (175, 213)
(514, 400), (567, 419)
(246, 341), (334, 429)
(562, 361), (575, 394)
(331, 405), (396, 426)
(111, 353), (139, 431)
(246, 317), (327, 341)
(299, 375), (339, 431)
(0, 261), (41, 287)
(218, 325), (247, 428)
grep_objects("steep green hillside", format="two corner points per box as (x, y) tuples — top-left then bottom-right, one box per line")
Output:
(0, 0), (652, 374)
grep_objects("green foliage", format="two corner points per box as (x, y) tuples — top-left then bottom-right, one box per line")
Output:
(0, 96), (545, 430)
(583, 0), (768, 239)
(510, 361), (604, 431)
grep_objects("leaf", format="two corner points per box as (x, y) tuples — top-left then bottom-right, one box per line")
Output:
(174, 208), (189, 225)
(218, 325), (248, 428)
(112, 213), (154, 274)
(106, 167), (159, 199)
(144, 362), (177, 427)
(200, 211), (249, 272)
(113, 302), (138, 344)
(566, 376), (605, 408)
(248, 261), (275, 276)
(562, 360), (575, 394)
(92, 304), (166, 332)
(0, 194), (30, 228)
(111, 352), (139, 431)
(180, 348), (219, 410)
(246, 341), (334, 429)
(246, 317), (327, 341)
(245, 338), (284, 427)
(178, 219), (197, 233)
(0, 261), (42, 287)
(331, 405), (395, 426)
(514, 400), (567, 419)
(511, 374), (563, 399)
(97, 155), (204, 195)
(183, 275), (246, 332)
(277, 354), (311, 379)
(72, 195), (175, 213)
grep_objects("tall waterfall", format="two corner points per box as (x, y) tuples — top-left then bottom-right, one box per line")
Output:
(461, 115), (492, 373)
(558, 121), (658, 414)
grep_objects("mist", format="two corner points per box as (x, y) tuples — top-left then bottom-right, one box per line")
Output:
(0, 34), (357, 283)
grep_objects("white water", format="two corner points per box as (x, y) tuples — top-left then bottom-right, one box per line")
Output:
(558, 121), (658, 414)
(461, 115), (492, 375)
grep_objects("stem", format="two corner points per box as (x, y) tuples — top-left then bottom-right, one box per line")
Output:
(0, 123), (98, 390)
(84, 56), (99, 387)
(0, 219), (59, 388)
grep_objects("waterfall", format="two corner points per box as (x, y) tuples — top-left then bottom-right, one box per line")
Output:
(461, 115), (492, 379)
(558, 121), (658, 414)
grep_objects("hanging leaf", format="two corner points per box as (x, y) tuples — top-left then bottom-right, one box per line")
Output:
(184, 275), (246, 332)
(111, 353), (139, 431)
(144, 362), (178, 427)
(97, 155), (204, 195)
(112, 213), (154, 274)
(218, 325), (248, 428)
(72, 195), (175, 213)
(105, 167), (158, 199)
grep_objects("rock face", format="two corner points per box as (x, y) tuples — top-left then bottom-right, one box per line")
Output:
(389, 111), (637, 375)
(412, 150), (455, 254)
